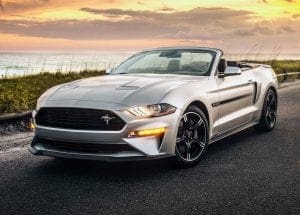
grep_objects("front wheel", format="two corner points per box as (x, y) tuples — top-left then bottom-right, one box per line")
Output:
(174, 105), (209, 168)
(254, 88), (277, 131)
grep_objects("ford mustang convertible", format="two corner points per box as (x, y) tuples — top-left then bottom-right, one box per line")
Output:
(29, 47), (278, 167)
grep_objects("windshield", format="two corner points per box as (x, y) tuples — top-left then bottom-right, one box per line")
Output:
(113, 49), (216, 76)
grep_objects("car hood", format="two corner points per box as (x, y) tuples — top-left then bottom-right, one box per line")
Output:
(46, 74), (204, 107)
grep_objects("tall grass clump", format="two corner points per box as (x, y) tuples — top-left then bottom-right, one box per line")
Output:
(248, 60), (300, 81)
(0, 70), (105, 115)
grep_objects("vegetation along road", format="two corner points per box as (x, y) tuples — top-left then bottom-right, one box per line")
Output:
(1, 60), (299, 115)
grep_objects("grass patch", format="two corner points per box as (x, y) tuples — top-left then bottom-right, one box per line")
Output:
(247, 60), (300, 82)
(0, 70), (105, 115)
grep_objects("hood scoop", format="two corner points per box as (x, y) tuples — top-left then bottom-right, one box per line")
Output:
(116, 85), (140, 90)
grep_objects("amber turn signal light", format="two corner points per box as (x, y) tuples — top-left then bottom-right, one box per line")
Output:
(128, 127), (166, 137)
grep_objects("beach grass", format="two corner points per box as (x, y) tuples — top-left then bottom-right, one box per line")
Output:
(249, 60), (300, 81)
(0, 70), (105, 115)
(0, 60), (299, 115)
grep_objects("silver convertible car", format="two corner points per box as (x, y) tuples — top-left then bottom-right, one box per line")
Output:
(29, 47), (278, 167)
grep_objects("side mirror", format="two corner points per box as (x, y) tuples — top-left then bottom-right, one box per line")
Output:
(218, 59), (227, 77)
(106, 68), (115, 74)
(223, 66), (242, 76)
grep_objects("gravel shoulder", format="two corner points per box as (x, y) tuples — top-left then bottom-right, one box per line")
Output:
(0, 132), (33, 152)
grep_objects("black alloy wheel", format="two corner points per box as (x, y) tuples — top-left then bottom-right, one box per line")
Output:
(175, 105), (209, 167)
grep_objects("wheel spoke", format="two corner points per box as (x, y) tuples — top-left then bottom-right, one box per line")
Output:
(182, 114), (192, 130)
(176, 136), (184, 143)
(183, 114), (188, 122)
(266, 108), (270, 117)
(193, 139), (205, 148)
(190, 118), (203, 130)
(270, 95), (276, 106)
(267, 111), (275, 125)
(267, 114), (272, 122)
(266, 96), (271, 106)
(186, 144), (191, 161)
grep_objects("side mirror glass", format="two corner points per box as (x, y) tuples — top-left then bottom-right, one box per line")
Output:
(218, 59), (227, 77)
(224, 66), (242, 76)
(106, 68), (115, 74)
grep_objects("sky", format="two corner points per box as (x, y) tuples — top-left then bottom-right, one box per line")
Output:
(0, 0), (299, 53)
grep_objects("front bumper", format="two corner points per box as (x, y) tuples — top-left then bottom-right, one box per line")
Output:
(29, 138), (173, 161)
(29, 105), (181, 161)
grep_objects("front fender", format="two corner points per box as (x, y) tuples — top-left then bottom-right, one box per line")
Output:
(159, 79), (220, 138)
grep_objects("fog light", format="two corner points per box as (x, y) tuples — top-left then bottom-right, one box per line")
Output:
(28, 121), (35, 130)
(128, 127), (166, 137)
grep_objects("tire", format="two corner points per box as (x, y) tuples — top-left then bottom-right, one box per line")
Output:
(174, 105), (209, 168)
(254, 88), (277, 132)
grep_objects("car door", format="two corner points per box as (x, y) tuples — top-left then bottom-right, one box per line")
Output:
(215, 71), (256, 134)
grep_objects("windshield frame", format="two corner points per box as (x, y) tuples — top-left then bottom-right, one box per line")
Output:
(111, 48), (217, 76)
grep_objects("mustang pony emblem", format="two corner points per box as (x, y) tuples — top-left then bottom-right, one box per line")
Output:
(101, 114), (115, 125)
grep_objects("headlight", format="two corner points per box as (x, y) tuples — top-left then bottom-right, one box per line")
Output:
(126, 103), (176, 117)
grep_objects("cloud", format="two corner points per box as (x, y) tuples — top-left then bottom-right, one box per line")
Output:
(80, 8), (152, 18)
(0, 0), (51, 14)
(80, 7), (256, 29)
(0, 6), (299, 54)
(254, 25), (274, 35)
(0, 0), (4, 12)
(0, 7), (259, 41)
(293, 13), (300, 18)
(0, 18), (187, 40)
(280, 25), (296, 32)
(257, 0), (268, 4)
(234, 29), (256, 37)
(6, 0), (49, 9)
(0, 0), (118, 14)
(258, 0), (296, 4)
(159, 6), (175, 12)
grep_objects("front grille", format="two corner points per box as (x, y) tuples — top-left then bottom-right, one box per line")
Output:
(35, 108), (126, 131)
(36, 138), (134, 154)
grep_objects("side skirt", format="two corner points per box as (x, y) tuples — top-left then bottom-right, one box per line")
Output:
(209, 121), (258, 144)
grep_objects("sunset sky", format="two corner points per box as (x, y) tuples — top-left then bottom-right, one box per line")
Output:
(0, 0), (299, 53)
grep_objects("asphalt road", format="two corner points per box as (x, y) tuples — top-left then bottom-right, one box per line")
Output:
(0, 84), (299, 215)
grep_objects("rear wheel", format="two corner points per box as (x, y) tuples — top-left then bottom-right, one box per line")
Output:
(174, 105), (209, 168)
(254, 88), (277, 131)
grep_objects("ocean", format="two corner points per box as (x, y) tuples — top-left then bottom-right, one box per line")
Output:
(1, 51), (299, 78)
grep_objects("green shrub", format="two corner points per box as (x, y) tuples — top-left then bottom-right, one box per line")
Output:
(0, 70), (105, 115)
(248, 60), (300, 81)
